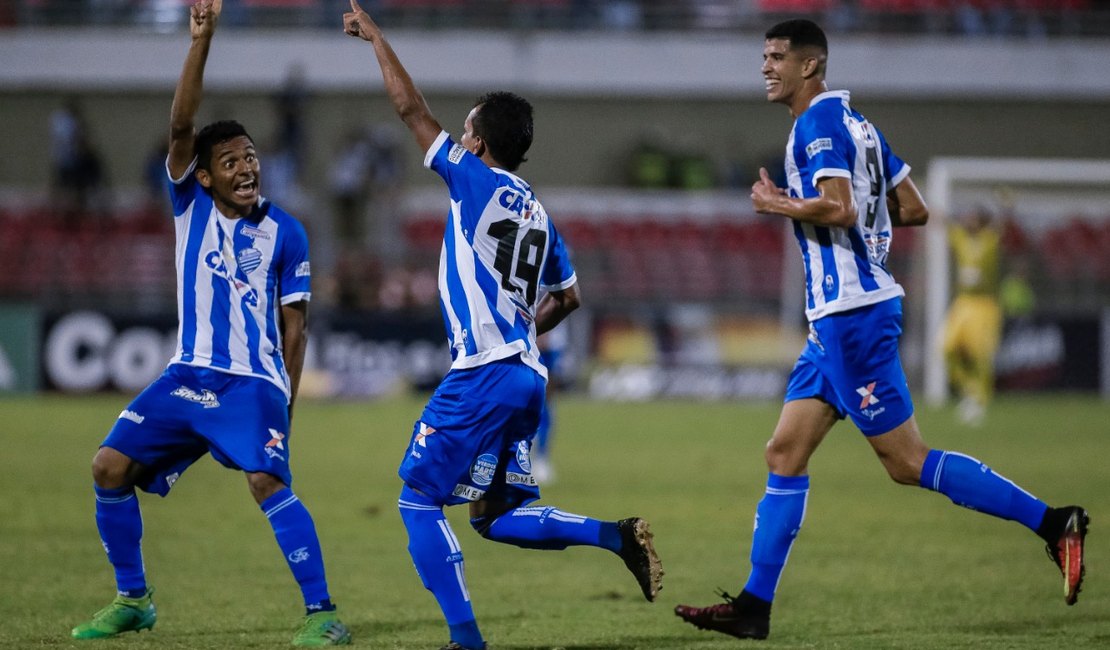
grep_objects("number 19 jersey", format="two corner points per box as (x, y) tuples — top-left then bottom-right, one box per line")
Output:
(424, 130), (577, 380)
(785, 90), (911, 321)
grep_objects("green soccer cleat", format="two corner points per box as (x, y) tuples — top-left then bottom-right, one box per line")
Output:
(71, 588), (156, 639)
(292, 610), (352, 647)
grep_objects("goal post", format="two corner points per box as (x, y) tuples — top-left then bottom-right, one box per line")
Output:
(922, 157), (1110, 405)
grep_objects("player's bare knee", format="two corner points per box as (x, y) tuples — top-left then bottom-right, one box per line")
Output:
(91, 447), (134, 489)
(246, 472), (286, 504)
(878, 455), (921, 485)
(764, 438), (804, 475)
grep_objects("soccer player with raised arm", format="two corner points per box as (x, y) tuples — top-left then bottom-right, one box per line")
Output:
(674, 19), (1088, 641)
(70, 1), (350, 645)
(342, 3), (663, 649)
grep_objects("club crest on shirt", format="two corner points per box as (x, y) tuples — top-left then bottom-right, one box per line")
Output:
(515, 440), (532, 473)
(237, 247), (263, 274)
(470, 453), (498, 487)
(171, 385), (220, 408)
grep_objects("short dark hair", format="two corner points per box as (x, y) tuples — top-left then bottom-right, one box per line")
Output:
(765, 19), (828, 55)
(766, 19), (828, 76)
(471, 91), (533, 172)
(194, 120), (253, 171)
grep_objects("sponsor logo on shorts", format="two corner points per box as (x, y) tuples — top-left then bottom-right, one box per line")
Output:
(448, 144), (466, 164)
(862, 406), (886, 420)
(118, 409), (145, 424)
(171, 386), (220, 408)
(411, 422), (436, 458)
(265, 428), (286, 461)
(165, 472), (180, 489)
(807, 323), (824, 352)
(287, 547), (310, 563)
(470, 453), (498, 487)
(415, 423), (435, 447)
(453, 484), (486, 501)
(506, 471), (537, 486)
(515, 440), (532, 473)
(856, 381), (880, 409)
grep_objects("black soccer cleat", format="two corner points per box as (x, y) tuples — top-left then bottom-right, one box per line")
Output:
(617, 517), (664, 602)
(1043, 506), (1089, 606)
(675, 590), (771, 640)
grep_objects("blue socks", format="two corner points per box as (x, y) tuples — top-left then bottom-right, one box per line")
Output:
(477, 505), (619, 552)
(94, 485), (147, 597)
(398, 486), (484, 650)
(919, 449), (1048, 531)
(260, 488), (333, 613)
(743, 473), (810, 603)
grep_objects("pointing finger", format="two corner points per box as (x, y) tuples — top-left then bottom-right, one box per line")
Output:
(349, 0), (363, 13)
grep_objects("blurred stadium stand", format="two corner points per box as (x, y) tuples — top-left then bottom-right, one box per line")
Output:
(1, 0), (1108, 398)
(5, 0), (1110, 36)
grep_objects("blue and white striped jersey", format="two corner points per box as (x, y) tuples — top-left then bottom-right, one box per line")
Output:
(166, 158), (311, 400)
(424, 130), (577, 380)
(784, 90), (911, 321)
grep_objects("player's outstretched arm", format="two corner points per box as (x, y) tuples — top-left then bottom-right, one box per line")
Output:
(343, 0), (442, 153)
(168, 0), (221, 179)
(887, 175), (929, 227)
(535, 284), (581, 336)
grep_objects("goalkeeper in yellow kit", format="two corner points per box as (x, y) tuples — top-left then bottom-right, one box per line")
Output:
(942, 207), (1001, 425)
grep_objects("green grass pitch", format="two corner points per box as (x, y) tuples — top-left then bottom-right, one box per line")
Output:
(1, 393), (1107, 649)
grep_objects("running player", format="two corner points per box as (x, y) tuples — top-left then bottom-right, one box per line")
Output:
(71, 1), (350, 645)
(674, 19), (1088, 641)
(342, 3), (663, 649)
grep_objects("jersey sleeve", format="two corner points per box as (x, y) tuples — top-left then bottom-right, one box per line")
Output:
(278, 217), (312, 305)
(166, 155), (199, 217)
(540, 221), (577, 291)
(796, 109), (852, 187)
(423, 130), (498, 233)
(877, 128), (911, 187)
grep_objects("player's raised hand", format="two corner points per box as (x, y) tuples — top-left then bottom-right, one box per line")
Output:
(190, 0), (221, 40)
(750, 167), (785, 213)
(344, 0), (379, 42)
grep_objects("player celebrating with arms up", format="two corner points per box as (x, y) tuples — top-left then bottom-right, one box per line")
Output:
(71, 0), (350, 645)
(342, 3), (662, 649)
(675, 19), (1088, 641)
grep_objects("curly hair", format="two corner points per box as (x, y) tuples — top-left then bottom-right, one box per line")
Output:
(194, 120), (253, 171)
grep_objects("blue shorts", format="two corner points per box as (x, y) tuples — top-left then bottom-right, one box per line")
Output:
(399, 358), (544, 506)
(102, 363), (293, 496)
(784, 298), (914, 436)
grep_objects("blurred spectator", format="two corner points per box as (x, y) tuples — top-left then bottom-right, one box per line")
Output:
(627, 140), (672, 188)
(141, 138), (170, 209)
(329, 127), (375, 247)
(272, 62), (309, 179)
(49, 100), (110, 224)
